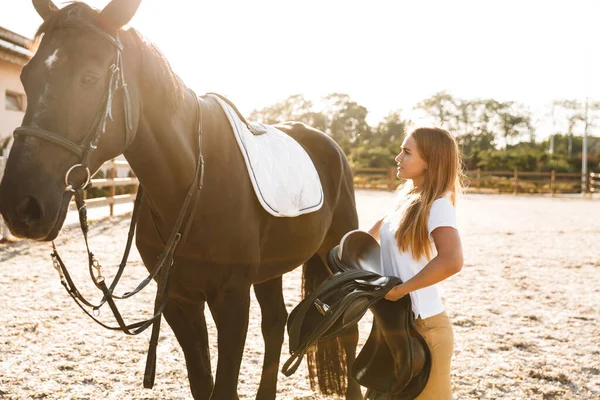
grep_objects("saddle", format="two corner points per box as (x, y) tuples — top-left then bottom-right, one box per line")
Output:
(283, 230), (432, 400)
(207, 93), (324, 218)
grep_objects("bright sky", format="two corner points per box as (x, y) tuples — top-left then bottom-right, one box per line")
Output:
(3, 0), (600, 140)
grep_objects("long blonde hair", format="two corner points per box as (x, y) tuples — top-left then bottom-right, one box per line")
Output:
(394, 127), (463, 260)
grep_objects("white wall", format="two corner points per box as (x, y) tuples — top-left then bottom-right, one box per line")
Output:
(0, 58), (25, 239)
(0, 59), (26, 142)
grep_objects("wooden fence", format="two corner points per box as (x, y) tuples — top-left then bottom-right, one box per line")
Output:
(0, 159), (597, 227)
(590, 172), (600, 194)
(70, 159), (138, 216)
(353, 167), (599, 196)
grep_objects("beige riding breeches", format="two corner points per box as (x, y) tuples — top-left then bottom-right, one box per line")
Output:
(413, 310), (454, 400)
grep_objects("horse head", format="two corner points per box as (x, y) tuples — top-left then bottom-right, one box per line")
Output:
(0, 0), (144, 240)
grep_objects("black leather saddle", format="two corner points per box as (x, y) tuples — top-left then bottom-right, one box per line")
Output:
(283, 230), (432, 400)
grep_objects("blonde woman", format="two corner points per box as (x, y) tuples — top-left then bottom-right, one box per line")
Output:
(369, 127), (464, 400)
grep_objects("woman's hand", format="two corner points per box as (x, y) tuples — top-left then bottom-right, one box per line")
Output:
(384, 284), (408, 301)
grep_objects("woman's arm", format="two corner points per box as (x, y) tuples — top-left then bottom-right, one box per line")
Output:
(368, 216), (385, 241)
(384, 226), (463, 301)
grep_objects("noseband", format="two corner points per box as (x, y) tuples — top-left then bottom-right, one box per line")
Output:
(13, 18), (133, 192)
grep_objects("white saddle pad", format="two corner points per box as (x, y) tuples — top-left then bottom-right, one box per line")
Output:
(209, 94), (324, 217)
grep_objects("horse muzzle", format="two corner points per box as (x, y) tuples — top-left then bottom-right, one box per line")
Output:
(0, 171), (70, 241)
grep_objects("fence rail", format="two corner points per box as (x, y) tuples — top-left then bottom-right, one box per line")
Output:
(0, 158), (598, 230)
(353, 167), (599, 196)
(81, 159), (138, 216)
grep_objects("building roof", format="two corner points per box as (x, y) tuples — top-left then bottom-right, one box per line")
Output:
(0, 26), (32, 66)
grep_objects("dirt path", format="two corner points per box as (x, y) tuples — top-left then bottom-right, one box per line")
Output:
(1, 191), (599, 399)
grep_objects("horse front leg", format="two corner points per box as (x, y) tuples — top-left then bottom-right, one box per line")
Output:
(253, 276), (288, 400)
(208, 283), (251, 400)
(162, 298), (213, 400)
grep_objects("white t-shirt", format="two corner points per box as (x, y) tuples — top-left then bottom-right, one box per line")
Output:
(379, 196), (458, 319)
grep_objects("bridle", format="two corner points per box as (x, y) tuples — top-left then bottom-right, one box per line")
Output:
(12, 17), (205, 389)
(15, 18), (134, 193)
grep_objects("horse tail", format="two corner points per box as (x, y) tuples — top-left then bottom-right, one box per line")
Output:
(302, 254), (347, 397)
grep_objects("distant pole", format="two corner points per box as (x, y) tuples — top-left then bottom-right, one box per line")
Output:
(549, 103), (555, 154)
(582, 97), (588, 194)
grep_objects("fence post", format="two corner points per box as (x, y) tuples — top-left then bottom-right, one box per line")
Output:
(109, 159), (116, 216)
(132, 168), (138, 196)
(476, 168), (481, 190)
(387, 167), (396, 190)
(550, 170), (556, 197)
(584, 172), (589, 195)
(513, 169), (519, 195)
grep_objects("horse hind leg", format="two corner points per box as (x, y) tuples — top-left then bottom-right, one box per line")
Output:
(253, 276), (288, 400)
(162, 299), (214, 400)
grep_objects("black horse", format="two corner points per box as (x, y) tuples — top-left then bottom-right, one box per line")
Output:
(0, 1), (361, 399)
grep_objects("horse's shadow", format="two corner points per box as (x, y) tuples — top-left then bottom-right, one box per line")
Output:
(0, 213), (133, 263)
(0, 238), (39, 263)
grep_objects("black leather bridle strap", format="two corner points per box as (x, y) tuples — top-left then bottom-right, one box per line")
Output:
(142, 93), (204, 388)
(13, 127), (85, 157)
(50, 187), (141, 310)
(50, 89), (205, 388)
(51, 89), (204, 325)
(180, 94), (205, 241)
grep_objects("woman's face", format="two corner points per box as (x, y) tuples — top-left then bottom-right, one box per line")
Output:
(395, 135), (428, 185)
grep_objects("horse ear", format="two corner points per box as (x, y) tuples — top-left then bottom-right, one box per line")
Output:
(99, 0), (142, 31)
(32, 0), (58, 21)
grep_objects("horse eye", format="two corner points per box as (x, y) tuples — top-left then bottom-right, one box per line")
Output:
(81, 74), (99, 86)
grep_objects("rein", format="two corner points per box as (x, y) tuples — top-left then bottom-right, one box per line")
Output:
(12, 19), (205, 389)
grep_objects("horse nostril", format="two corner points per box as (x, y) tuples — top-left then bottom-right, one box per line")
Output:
(16, 196), (44, 222)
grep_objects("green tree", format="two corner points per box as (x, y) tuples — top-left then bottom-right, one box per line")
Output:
(497, 103), (534, 146)
(414, 91), (458, 129)
(249, 94), (313, 124)
(551, 99), (600, 158)
(456, 131), (496, 169)
(249, 94), (329, 132)
(372, 110), (407, 147)
(322, 93), (372, 154)
(349, 110), (409, 168)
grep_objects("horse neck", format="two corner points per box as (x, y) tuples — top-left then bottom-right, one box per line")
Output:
(123, 88), (201, 223)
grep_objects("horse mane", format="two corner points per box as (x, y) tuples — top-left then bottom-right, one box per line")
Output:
(32, 1), (185, 115)
(126, 30), (185, 114)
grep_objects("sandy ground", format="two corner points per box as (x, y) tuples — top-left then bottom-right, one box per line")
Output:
(1, 191), (599, 400)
